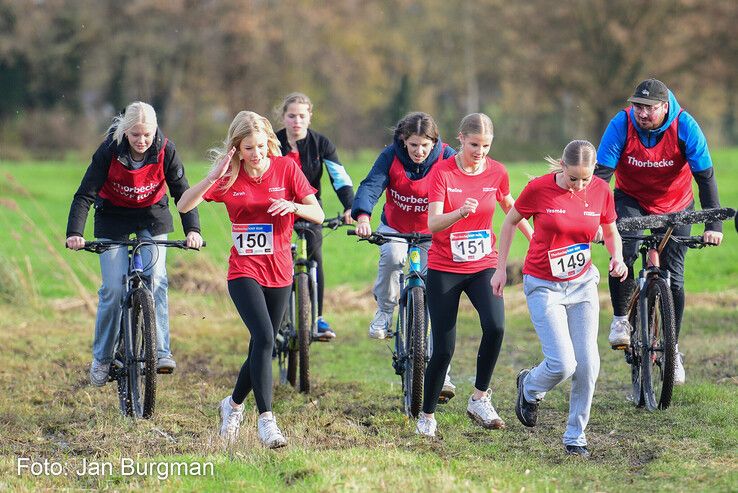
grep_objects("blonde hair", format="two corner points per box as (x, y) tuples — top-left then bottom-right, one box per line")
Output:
(276, 92), (313, 120)
(458, 113), (494, 140)
(108, 102), (157, 146)
(211, 111), (282, 190)
(544, 139), (597, 173)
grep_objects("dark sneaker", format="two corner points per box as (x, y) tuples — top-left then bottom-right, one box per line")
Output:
(564, 445), (590, 458)
(516, 368), (539, 427)
(156, 355), (176, 374)
(89, 359), (110, 387)
(315, 317), (336, 341)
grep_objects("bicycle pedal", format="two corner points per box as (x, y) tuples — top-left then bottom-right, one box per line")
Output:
(156, 367), (174, 375)
(610, 344), (628, 351)
(313, 334), (334, 342)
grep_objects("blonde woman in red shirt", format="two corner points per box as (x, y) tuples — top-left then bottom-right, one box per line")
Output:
(178, 111), (324, 449)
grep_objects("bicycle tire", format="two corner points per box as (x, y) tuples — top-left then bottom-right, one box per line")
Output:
(114, 329), (133, 416)
(282, 288), (298, 387)
(617, 207), (735, 232)
(641, 278), (676, 411)
(627, 296), (645, 407)
(296, 272), (311, 393)
(130, 288), (157, 418)
(406, 286), (426, 418)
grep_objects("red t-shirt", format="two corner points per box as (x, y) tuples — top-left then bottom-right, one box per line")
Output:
(427, 156), (510, 274)
(514, 174), (616, 282)
(203, 156), (316, 287)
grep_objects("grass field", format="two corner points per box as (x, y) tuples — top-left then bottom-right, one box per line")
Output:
(0, 150), (737, 491)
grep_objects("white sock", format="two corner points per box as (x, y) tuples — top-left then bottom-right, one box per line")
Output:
(613, 315), (628, 323)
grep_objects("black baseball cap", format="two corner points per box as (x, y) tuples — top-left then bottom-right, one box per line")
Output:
(627, 79), (669, 105)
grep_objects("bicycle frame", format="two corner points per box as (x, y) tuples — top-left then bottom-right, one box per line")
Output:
(393, 242), (429, 371)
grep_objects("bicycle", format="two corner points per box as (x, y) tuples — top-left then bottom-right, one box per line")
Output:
(276, 215), (350, 393)
(615, 207), (735, 411)
(78, 238), (203, 418)
(348, 229), (432, 418)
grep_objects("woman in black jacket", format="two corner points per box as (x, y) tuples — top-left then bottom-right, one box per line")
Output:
(275, 92), (355, 339)
(66, 101), (202, 386)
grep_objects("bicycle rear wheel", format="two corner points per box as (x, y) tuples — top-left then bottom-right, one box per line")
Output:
(641, 278), (676, 411)
(281, 287), (298, 387)
(129, 288), (157, 418)
(404, 286), (426, 418)
(295, 272), (311, 393)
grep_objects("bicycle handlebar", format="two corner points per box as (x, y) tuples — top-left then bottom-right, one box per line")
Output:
(77, 239), (206, 254)
(616, 207), (736, 232)
(347, 229), (432, 246)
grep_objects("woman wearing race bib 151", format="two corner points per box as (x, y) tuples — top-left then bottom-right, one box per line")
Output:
(491, 140), (627, 458)
(177, 111), (324, 449)
(65, 101), (202, 385)
(415, 113), (533, 437)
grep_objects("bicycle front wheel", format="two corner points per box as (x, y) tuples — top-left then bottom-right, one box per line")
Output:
(627, 295), (645, 407)
(640, 278), (676, 411)
(129, 288), (157, 419)
(405, 286), (426, 418)
(296, 272), (311, 393)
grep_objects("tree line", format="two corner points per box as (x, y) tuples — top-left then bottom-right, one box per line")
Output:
(0, 0), (735, 161)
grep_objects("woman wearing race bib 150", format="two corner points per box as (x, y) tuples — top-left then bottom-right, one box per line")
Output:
(352, 112), (458, 400)
(66, 101), (203, 386)
(491, 140), (627, 458)
(177, 111), (324, 449)
(415, 113), (533, 437)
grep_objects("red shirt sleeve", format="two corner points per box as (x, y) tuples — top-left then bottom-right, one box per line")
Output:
(513, 178), (538, 219)
(496, 165), (510, 201)
(601, 183), (617, 224)
(427, 165), (447, 204)
(202, 177), (229, 202)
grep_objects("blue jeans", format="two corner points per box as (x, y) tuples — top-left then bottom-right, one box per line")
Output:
(522, 266), (600, 447)
(92, 231), (170, 364)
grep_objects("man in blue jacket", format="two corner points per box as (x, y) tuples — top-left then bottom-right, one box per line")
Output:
(595, 79), (723, 385)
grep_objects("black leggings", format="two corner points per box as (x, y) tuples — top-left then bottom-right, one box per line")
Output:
(422, 268), (505, 414)
(227, 277), (291, 413)
(306, 222), (325, 316)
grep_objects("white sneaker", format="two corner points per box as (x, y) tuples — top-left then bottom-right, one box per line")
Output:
(219, 396), (244, 443)
(368, 310), (392, 339)
(258, 414), (287, 449)
(467, 389), (505, 429)
(415, 413), (437, 437)
(608, 319), (631, 348)
(674, 352), (685, 385)
(89, 359), (109, 387)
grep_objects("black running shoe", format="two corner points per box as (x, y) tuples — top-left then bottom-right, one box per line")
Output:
(515, 368), (539, 427)
(564, 445), (590, 458)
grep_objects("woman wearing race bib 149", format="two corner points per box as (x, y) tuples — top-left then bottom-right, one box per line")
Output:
(491, 140), (627, 458)
(177, 111), (324, 449)
(415, 113), (533, 437)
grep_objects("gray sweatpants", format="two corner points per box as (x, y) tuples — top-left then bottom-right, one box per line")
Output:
(522, 266), (600, 446)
